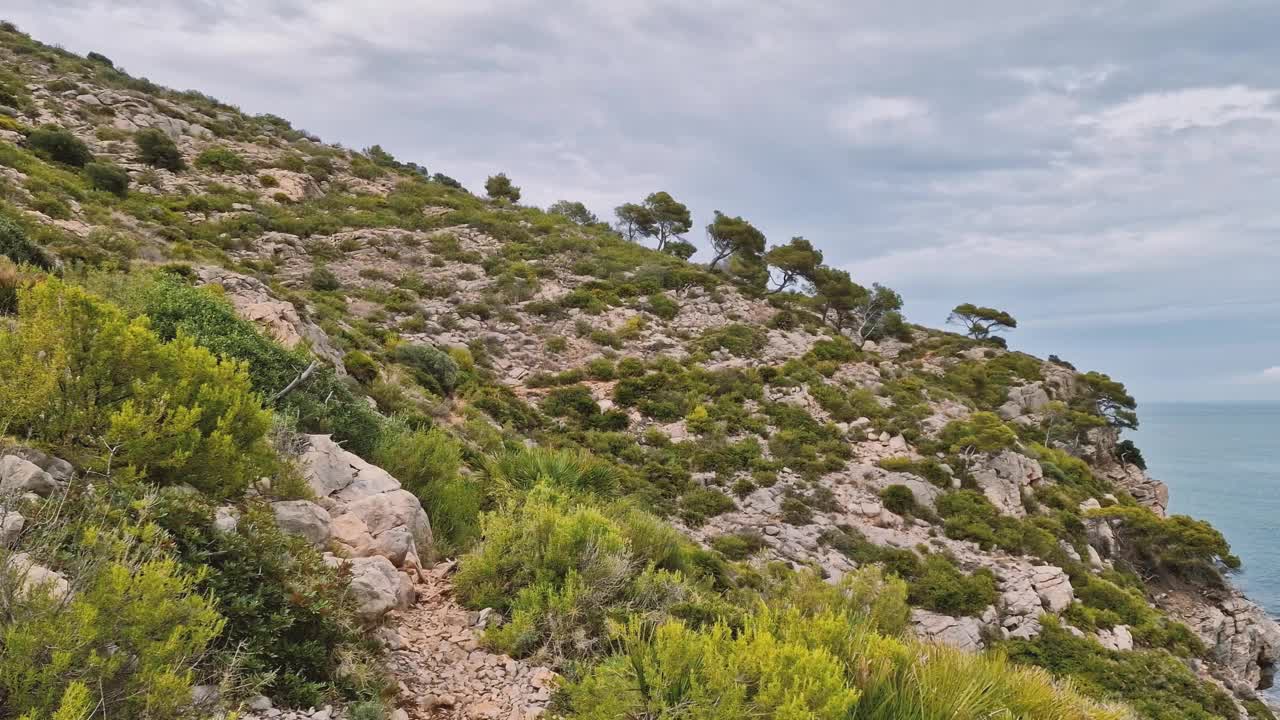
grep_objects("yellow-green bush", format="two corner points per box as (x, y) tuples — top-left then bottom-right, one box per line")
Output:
(0, 534), (223, 719)
(0, 278), (274, 496)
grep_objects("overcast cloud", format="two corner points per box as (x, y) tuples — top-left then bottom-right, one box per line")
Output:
(6, 0), (1280, 405)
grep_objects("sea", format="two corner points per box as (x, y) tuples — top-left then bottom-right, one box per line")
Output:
(1132, 402), (1280, 616)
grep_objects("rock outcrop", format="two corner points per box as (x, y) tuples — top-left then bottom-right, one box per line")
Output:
(972, 451), (1045, 518)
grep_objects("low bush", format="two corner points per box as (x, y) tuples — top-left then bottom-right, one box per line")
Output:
(372, 422), (480, 552)
(84, 161), (130, 197)
(455, 483), (711, 662)
(1092, 505), (1240, 586)
(135, 128), (185, 170)
(391, 343), (459, 396)
(0, 278), (275, 497)
(26, 125), (92, 167)
(696, 323), (767, 357)
(0, 214), (51, 269)
(906, 554), (997, 617)
(1004, 617), (1237, 720)
(195, 146), (249, 173)
(0, 522), (222, 719)
(879, 484), (916, 515)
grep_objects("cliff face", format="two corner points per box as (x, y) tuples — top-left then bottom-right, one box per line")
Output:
(1, 22), (1277, 720)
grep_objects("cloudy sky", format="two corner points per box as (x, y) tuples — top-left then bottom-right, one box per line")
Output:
(8, 0), (1280, 405)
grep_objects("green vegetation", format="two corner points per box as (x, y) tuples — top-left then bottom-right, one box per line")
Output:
(26, 125), (92, 167)
(135, 127), (185, 170)
(948, 303), (1018, 340)
(484, 172), (521, 203)
(83, 161), (130, 197)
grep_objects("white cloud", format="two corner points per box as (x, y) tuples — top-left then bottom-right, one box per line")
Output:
(1261, 367), (1280, 383)
(829, 96), (935, 145)
(1080, 85), (1280, 137)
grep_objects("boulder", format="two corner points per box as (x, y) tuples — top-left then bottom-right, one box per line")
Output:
(347, 555), (413, 622)
(7, 552), (70, 600)
(272, 500), (332, 547)
(1031, 565), (1074, 613)
(213, 506), (240, 534)
(5, 447), (74, 482)
(911, 609), (984, 651)
(0, 506), (24, 545)
(0, 455), (59, 497)
(1097, 624), (1134, 652)
(996, 382), (1050, 420)
(300, 435), (432, 569)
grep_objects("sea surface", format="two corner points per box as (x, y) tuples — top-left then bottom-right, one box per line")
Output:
(1132, 402), (1280, 614)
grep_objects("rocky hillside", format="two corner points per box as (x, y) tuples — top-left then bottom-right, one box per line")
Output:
(1, 20), (1277, 720)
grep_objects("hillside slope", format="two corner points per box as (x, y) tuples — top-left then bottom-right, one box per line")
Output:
(0, 21), (1276, 720)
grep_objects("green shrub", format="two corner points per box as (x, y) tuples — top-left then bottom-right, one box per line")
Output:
(1092, 505), (1240, 585)
(135, 128), (185, 170)
(879, 484), (917, 515)
(343, 350), (379, 384)
(484, 446), (619, 498)
(646, 292), (680, 320)
(372, 422), (479, 552)
(83, 161), (130, 197)
(936, 412), (1018, 454)
(0, 278), (275, 497)
(391, 343), (459, 395)
(564, 568), (1124, 720)
(26, 125), (92, 167)
(1005, 617), (1237, 720)
(696, 323), (767, 357)
(709, 531), (766, 560)
(907, 554), (997, 616)
(139, 274), (384, 457)
(0, 528), (222, 719)
(0, 214), (51, 269)
(455, 484), (708, 662)
(310, 265), (341, 290)
(195, 146), (250, 173)
(679, 486), (736, 525)
(154, 494), (378, 707)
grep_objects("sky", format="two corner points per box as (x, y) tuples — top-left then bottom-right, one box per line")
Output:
(6, 0), (1280, 405)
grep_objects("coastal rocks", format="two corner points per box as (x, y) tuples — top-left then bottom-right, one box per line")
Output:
(998, 564), (1073, 639)
(299, 434), (432, 572)
(194, 267), (346, 372)
(971, 451), (1044, 518)
(1105, 463), (1169, 517)
(1167, 590), (1280, 693)
(911, 609), (985, 651)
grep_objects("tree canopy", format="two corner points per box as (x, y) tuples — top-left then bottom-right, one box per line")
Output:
(614, 192), (692, 252)
(705, 211), (765, 270)
(764, 236), (823, 294)
(484, 172), (521, 203)
(948, 303), (1017, 340)
(548, 200), (600, 226)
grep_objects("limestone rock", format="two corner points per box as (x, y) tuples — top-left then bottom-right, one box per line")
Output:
(7, 552), (70, 600)
(1031, 565), (1074, 613)
(996, 382), (1050, 420)
(213, 506), (240, 534)
(0, 509), (22, 546)
(194, 267), (345, 372)
(347, 555), (411, 622)
(272, 500), (332, 547)
(300, 435), (432, 569)
(0, 455), (59, 497)
(911, 609), (984, 651)
(1106, 463), (1169, 517)
(971, 451), (1044, 518)
(1169, 590), (1280, 692)
(1097, 624), (1134, 652)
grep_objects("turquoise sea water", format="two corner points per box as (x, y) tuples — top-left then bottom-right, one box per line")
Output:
(1132, 403), (1280, 613)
